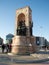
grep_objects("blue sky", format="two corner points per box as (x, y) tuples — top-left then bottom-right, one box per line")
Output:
(0, 0), (49, 42)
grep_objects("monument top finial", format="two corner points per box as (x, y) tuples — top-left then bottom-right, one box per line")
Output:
(16, 6), (32, 11)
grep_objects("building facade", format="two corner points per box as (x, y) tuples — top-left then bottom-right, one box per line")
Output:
(35, 36), (49, 50)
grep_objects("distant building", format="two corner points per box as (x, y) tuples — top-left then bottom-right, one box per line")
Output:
(35, 36), (46, 50)
(0, 37), (3, 45)
(45, 40), (49, 50)
(35, 37), (45, 46)
(6, 34), (14, 44)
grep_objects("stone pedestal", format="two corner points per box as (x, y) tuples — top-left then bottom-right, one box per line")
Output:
(11, 36), (30, 55)
(11, 36), (37, 55)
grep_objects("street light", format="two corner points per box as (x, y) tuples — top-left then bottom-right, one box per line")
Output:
(40, 26), (43, 37)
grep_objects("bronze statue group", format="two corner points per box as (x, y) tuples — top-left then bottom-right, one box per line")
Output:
(17, 20), (26, 36)
(17, 20), (33, 36)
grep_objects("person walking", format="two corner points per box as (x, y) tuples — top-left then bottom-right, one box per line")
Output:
(2, 44), (5, 53)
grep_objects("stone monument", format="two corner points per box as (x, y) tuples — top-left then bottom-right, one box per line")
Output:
(11, 6), (36, 55)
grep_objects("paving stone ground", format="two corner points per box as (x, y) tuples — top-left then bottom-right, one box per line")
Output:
(0, 50), (49, 64)
(0, 63), (49, 65)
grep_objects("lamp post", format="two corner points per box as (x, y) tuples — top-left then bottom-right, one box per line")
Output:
(40, 26), (43, 50)
(40, 26), (43, 37)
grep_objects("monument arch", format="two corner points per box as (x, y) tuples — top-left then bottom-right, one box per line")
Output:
(17, 13), (26, 36)
(18, 13), (25, 23)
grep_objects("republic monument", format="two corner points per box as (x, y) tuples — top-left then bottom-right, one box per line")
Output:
(11, 6), (37, 55)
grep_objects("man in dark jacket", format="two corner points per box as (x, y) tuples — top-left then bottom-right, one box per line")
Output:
(2, 44), (5, 53)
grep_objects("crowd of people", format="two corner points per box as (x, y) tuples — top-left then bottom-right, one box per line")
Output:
(1, 44), (12, 53)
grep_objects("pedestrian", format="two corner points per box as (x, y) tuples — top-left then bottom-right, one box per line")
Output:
(6, 44), (9, 53)
(9, 44), (12, 52)
(2, 44), (5, 53)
